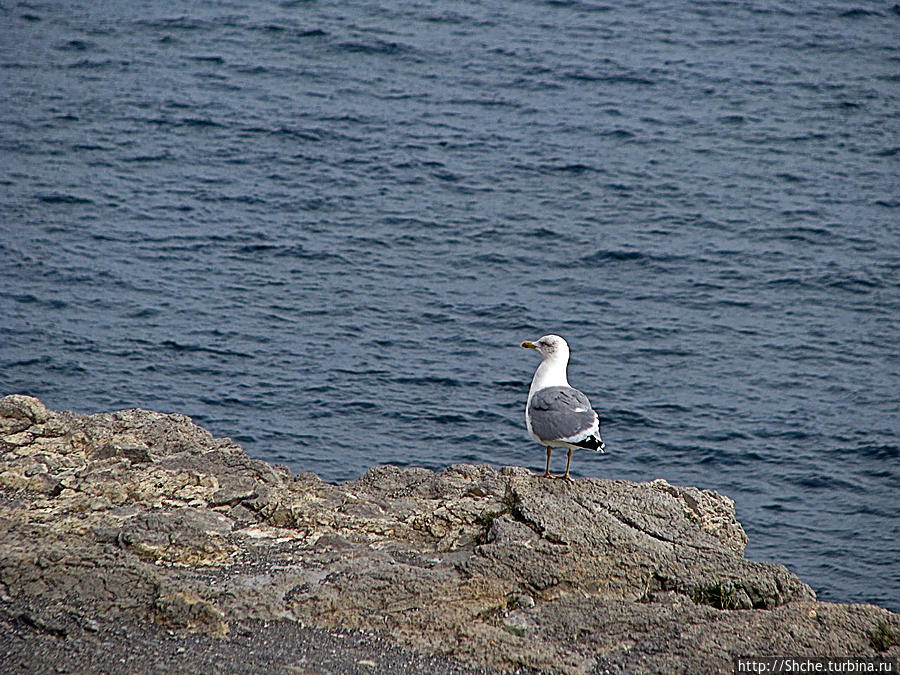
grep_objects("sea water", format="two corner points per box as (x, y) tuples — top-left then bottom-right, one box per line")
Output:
(2, 0), (898, 611)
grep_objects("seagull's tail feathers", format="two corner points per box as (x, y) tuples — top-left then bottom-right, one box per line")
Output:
(575, 433), (606, 453)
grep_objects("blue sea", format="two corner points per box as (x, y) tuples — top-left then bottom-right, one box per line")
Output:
(1, 1), (898, 612)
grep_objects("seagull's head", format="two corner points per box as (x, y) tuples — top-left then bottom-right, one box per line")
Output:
(521, 334), (570, 362)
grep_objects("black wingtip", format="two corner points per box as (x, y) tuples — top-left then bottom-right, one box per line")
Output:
(576, 435), (606, 452)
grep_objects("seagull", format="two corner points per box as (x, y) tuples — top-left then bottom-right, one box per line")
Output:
(521, 334), (605, 480)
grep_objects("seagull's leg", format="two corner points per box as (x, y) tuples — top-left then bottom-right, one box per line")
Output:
(543, 447), (552, 478)
(560, 447), (574, 482)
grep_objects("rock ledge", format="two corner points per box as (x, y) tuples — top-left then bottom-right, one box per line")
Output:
(1, 395), (898, 674)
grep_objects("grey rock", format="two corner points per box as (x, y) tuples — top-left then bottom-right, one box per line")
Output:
(1, 394), (898, 674)
(90, 440), (153, 464)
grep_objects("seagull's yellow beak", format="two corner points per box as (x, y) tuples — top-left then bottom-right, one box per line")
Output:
(521, 340), (537, 349)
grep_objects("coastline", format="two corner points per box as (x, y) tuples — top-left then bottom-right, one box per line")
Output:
(1, 394), (897, 674)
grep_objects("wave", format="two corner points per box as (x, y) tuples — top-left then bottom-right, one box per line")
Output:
(36, 193), (93, 205)
(854, 444), (900, 461)
(838, 8), (885, 18)
(159, 340), (254, 359)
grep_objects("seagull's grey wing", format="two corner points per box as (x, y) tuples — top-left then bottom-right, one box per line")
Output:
(528, 386), (598, 443)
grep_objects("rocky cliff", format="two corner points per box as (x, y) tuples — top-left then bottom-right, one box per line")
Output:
(1, 395), (897, 673)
